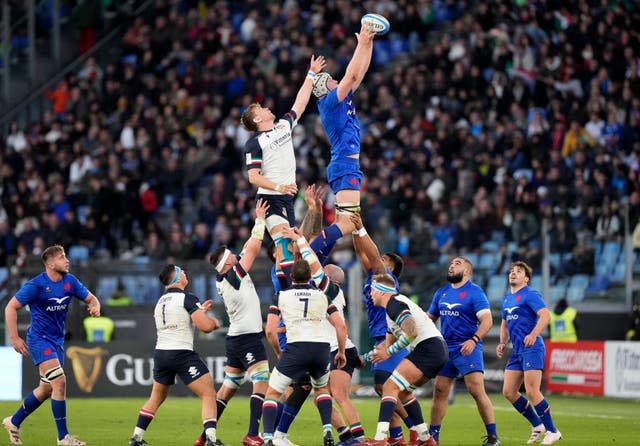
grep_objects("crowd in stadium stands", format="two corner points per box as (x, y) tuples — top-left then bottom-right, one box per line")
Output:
(1, 1), (640, 287)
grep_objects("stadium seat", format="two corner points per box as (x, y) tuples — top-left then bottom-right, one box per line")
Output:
(569, 274), (589, 290)
(96, 276), (119, 299)
(0, 267), (8, 284)
(595, 262), (612, 277)
(68, 245), (89, 263)
(486, 275), (507, 303)
(478, 253), (497, 272)
(461, 253), (479, 266)
(549, 253), (561, 270)
(566, 286), (585, 303)
(549, 285), (567, 303)
(481, 241), (499, 253)
(601, 241), (622, 258)
(586, 275), (610, 292)
(611, 263), (626, 283)
(530, 275), (543, 291)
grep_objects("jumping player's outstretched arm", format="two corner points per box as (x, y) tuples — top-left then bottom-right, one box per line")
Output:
(336, 25), (376, 101)
(350, 214), (385, 274)
(299, 184), (324, 241)
(291, 55), (327, 119)
(238, 199), (269, 273)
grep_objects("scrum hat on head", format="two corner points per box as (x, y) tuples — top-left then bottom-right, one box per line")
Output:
(312, 72), (332, 98)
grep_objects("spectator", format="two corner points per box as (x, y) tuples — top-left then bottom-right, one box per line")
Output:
(549, 298), (578, 343)
(106, 282), (133, 306)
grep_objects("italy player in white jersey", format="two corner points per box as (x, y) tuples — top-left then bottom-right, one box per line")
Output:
(242, 54), (326, 274)
(194, 199), (270, 446)
(128, 265), (221, 446)
(357, 274), (447, 446)
(497, 261), (562, 445)
(3, 245), (101, 446)
(427, 257), (500, 446)
(263, 232), (347, 446)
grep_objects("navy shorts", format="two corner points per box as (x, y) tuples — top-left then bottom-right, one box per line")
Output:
(406, 337), (448, 379)
(27, 336), (64, 367)
(330, 347), (360, 375)
(153, 349), (210, 386)
(257, 193), (295, 227)
(326, 158), (363, 194)
(438, 344), (485, 378)
(225, 332), (268, 370)
(277, 342), (330, 382)
(506, 347), (546, 372)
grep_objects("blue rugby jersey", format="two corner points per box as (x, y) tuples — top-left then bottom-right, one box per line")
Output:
(501, 285), (546, 354)
(317, 89), (361, 160)
(428, 280), (490, 349)
(363, 269), (400, 339)
(16, 272), (89, 345)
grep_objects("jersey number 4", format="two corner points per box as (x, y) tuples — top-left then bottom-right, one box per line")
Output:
(299, 298), (309, 317)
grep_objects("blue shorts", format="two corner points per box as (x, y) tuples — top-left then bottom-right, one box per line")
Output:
(225, 332), (268, 370)
(327, 158), (363, 194)
(372, 338), (408, 385)
(406, 337), (448, 379)
(153, 349), (210, 385)
(439, 343), (485, 378)
(506, 347), (546, 372)
(28, 336), (64, 367)
(277, 342), (330, 382)
(257, 193), (295, 227)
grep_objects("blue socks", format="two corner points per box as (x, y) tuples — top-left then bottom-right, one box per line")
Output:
(310, 224), (343, 265)
(276, 403), (300, 434)
(11, 392), (43, 427)
(429, 424), (441, 441)
(486, 422), (498, 437)
(534, 399), (557, 433)
(389, 426), (403, 439)
(51, 399), (68, 440)
(512, 395), (542, 427)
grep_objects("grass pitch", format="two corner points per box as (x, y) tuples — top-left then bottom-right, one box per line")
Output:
(1, 393), (638, 445)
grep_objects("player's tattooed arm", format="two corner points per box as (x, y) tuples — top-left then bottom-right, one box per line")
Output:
(300, 184), (323, 240)
(399, 316), (418, 340)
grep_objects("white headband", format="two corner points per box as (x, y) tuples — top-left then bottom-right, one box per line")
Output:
(215, 249), (232, 272)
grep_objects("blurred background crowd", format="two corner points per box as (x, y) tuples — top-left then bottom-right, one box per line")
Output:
(1, 0), (640, 304)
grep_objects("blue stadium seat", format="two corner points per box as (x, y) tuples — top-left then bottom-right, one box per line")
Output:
(566, 286), (585, 303)
(549, 253), (561, 270)
(595, 262), (612, 277)
(530, 275), (543, 291)
(68, 245), (89, 263)
(569, 274), (589, 290)
(481, 241), (500, 253)
(601, 241), (622, 258)
(587, 275), (610, 292)
(611, 263), (626, 283)
(487, 275), (507, 303)
(478, 253), (497, 271)
(96, 276), (119, 299)
(461, 253), (479, 266)
(0, 267), (8, 284)
(549, 285), (566, 303)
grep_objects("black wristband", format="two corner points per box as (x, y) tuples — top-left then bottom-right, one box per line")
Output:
(472, 334), (480, 343)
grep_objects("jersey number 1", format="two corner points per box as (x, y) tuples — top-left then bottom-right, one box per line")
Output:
(162, 304), (166, 325)
(299, 298), (309, 317)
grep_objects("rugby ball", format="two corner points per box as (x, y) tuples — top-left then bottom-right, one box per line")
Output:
(361, 13), (390, 35)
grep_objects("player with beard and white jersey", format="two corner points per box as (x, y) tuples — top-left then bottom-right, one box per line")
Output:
(242, 55), (327, 279)
(194, 199), (270, 446)
(128, 265), (221, 446)
(357, 274), (447, 446)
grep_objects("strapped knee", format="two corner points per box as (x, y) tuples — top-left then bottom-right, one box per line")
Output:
(390, 370), (411, 391)
(335, 202), (361, 215)
(249, 362), (270, 383)
(41, 366), (64, 383)
(223, 371), (246, 390)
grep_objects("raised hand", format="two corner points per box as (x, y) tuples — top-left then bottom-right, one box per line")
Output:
(350, 213), (363, 230)
(356, 24), (376, 43)
(281, 226), (302, 241)
(255, 198), (270, 219)
(309, 54), (327, 74)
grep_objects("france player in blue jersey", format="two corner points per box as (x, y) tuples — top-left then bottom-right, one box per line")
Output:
(497, 261), (562, 445)
(351, 214), (422, 445)
(309, 25), (377, 252)
(427, 257), (500, 446)
(3, 245), (101, 446)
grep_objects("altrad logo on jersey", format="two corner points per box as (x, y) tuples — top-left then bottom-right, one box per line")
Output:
(440, 302), (462, 316)
(46, 296), (71, 311)
(505, 306), (519, 320)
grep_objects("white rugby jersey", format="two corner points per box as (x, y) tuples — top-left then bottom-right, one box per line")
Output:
(216, 258), (263, 336)
(386, 294), (442, 351)
(325, 288), (355, 352)
(245, 112), (297, 195)
(271, 284), (338, 344)
(154, 288), (200, 350)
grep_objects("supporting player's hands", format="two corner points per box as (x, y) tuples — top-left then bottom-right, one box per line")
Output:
(281, 226), (303, 242)
(10, 336), (29, 357)
(199, 299), (214, 312)
(496, 342), (506, 358)
(523, 333), (536, 347)
(276, 183), (298, 196)
(255, 198), (270, 219)
(304, 184), (323, 213)
(334, 350), (347, 369)
(370, 343), (390, 364)
(309, 55), (327, 75)
(459, 339), (476, 356)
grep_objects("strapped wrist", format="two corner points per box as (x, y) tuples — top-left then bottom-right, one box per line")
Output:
(352, 227), (367, 237)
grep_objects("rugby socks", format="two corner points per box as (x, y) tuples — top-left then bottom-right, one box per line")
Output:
(276, 403), (299, 434)
(402, 398), (429, 440)
(389, 425), (403, 439)
(512, 395), (542, 427)
(534, 399), (557, 433)
(203, 418), (217, 442)
(261, 399), (279, 440)
(486, 422), (498, 438)
(402, 414), (415, 429)
(11, 391), (43, 427)
(248, 393), (264, 436)
(310, 224), (343, 265)
(429, 424), (441, 442)
(216, 398), (228, 420)
(337, 425), (352, 442)
(133, 408), (154, 440)
(51, 399), (69, 441)
(350, 422), (364, 439)
(275, 401), (285, 427)
(375, 396), (398, 440)
(315, 393), (333, 432)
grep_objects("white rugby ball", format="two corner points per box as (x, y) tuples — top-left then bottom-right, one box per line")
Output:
(361, 13), (390, 35)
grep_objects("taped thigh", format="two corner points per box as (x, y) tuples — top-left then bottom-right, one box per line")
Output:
(310, 371), (330, 389)
(269, 367), (293, 394)
(249, 361), (270, 383)
(223, 371), (246, 390)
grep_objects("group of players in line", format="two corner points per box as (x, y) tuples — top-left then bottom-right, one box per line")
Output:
(3, 23), (562, 446)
